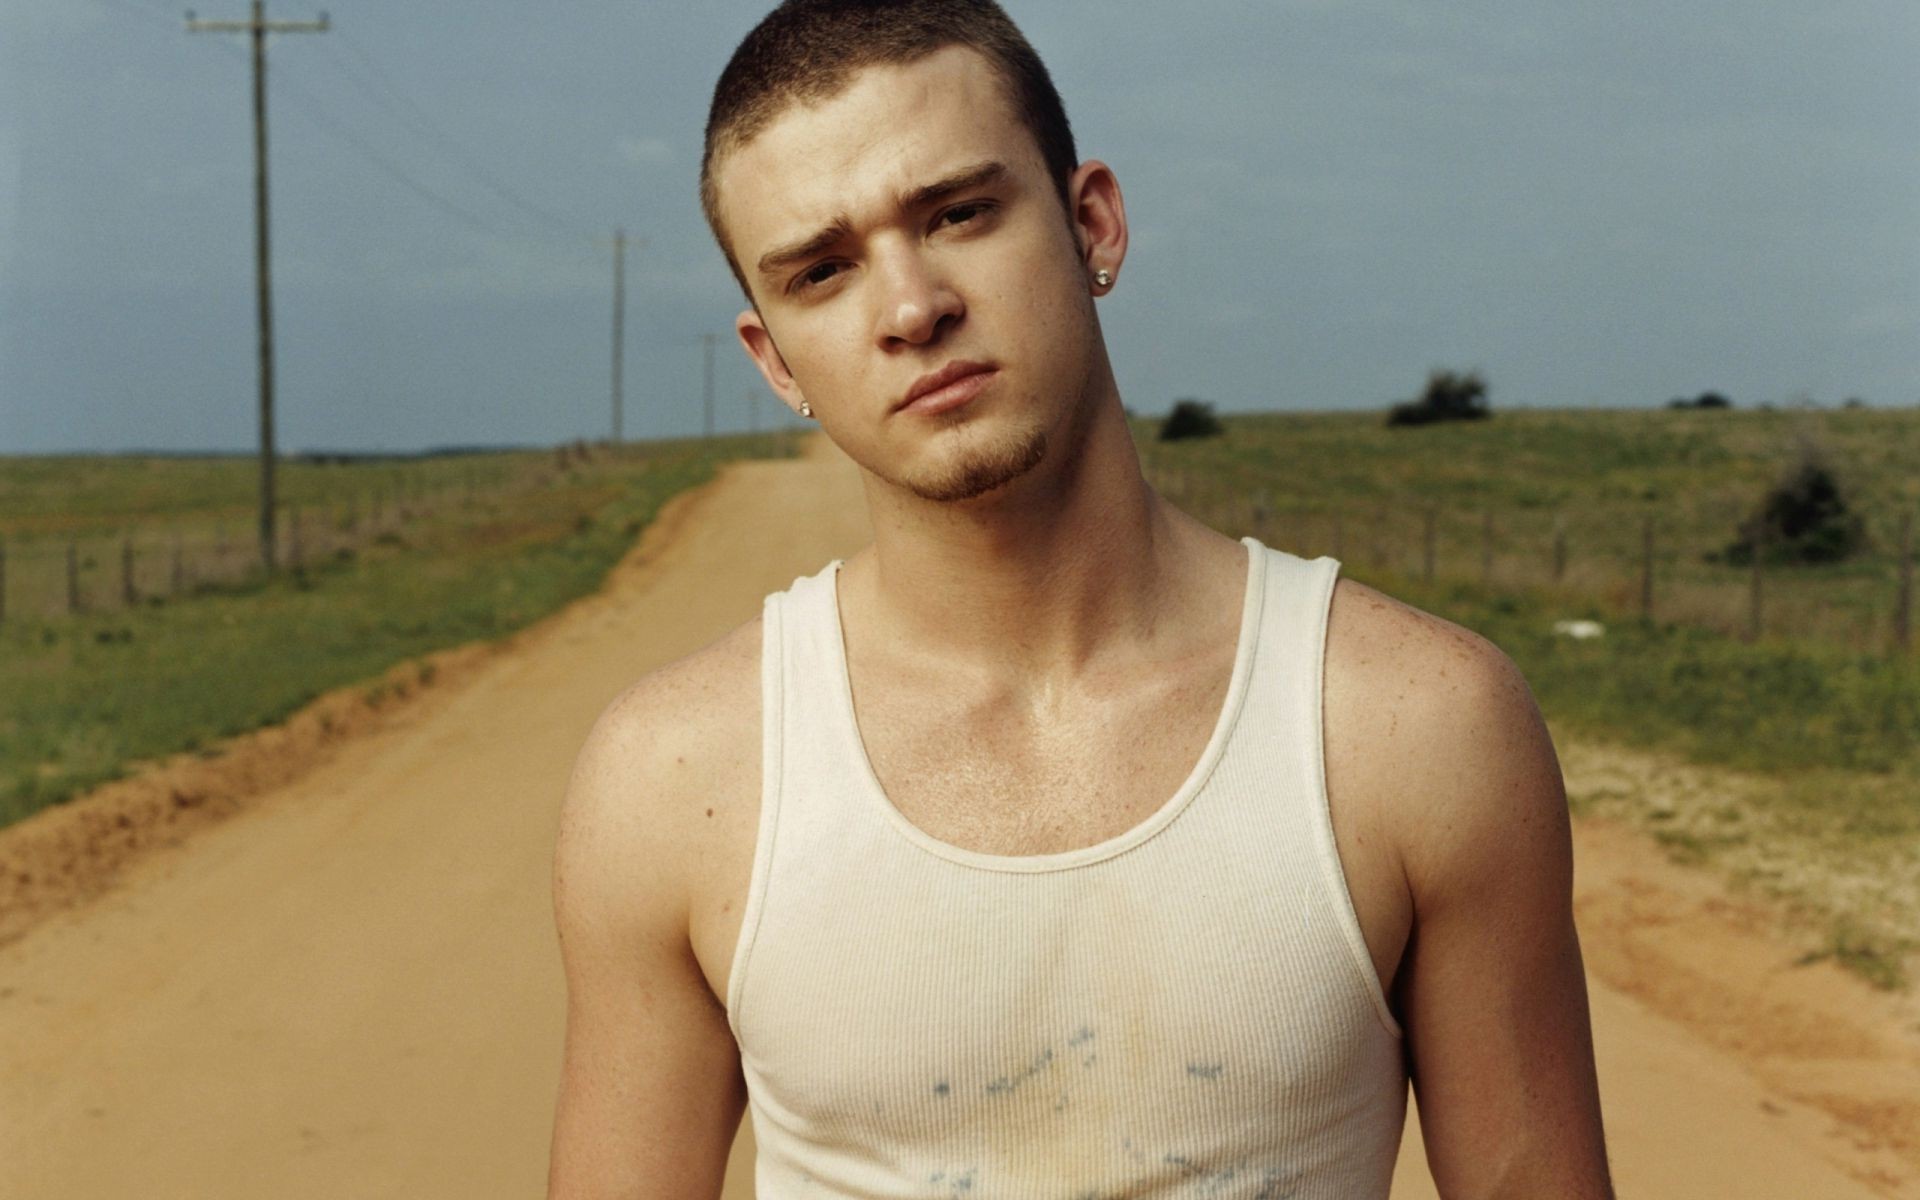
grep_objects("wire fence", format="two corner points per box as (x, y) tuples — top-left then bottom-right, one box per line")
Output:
(0, 441), (638, 623)
(1144, 463), (1917, 658)
(6, 436), (1908, 658)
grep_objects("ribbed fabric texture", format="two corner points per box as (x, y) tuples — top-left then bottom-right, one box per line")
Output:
(729, 536), (1408, 1199)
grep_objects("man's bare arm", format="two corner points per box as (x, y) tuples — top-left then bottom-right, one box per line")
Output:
(547, 679), (746, 1200)
(1392, 626), (1614, 1199)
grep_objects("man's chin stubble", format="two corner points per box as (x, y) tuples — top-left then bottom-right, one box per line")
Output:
(902, 426), (1049, 503)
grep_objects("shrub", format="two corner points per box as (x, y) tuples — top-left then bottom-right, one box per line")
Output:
(1667, 391), (1733, 410)
(1718, 436), (1866, 565)
(1160, 399), (1224, 441)
(1388, 369), (1490, 426)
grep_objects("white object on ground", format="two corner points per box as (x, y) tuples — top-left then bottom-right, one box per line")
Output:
(1553, 619), (1606, 640)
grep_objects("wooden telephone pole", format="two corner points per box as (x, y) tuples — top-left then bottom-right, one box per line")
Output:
(611, 229), (626, 444)
(609, 233), (647, 445)
(701, 332), (718, 439)
(187, 2), (328, 572)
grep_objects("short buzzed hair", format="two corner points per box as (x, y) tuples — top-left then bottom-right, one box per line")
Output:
(700, 0), (1079, 297)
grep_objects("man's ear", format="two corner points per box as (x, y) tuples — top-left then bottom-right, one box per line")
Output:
(1067, 159), (1128, 294)
(735, 307), (810, 418)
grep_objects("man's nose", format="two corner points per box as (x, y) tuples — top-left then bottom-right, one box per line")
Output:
(871, 246), (963, 348)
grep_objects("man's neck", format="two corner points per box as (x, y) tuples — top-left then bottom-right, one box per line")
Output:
(841, 400), (1239, 681)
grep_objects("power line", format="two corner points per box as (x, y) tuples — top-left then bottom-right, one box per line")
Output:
(87, 0), (189, 32)
(321, 26), (602, 245)
(263, 57), (530, 243)
(91, 0), (606, 253)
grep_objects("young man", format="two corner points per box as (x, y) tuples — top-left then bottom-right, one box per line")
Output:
(548, 1), (1614, 1196)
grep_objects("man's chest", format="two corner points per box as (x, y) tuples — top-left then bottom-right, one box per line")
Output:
(852, 653), (1234, 858)
(688, 649), (1413, 1009)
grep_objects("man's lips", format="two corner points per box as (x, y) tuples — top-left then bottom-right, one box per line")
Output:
(896, 361), (997, 415)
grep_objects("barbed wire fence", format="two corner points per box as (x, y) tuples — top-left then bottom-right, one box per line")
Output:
(5, 442), (1908, 657)
(1145, 463), (1916, 658)
(0, 441), (645, 623)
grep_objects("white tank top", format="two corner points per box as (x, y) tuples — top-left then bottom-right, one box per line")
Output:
(729, 536), (1408, 1198)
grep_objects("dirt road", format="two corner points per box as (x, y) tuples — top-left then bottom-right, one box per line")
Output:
(2, 437), (1914, 1198)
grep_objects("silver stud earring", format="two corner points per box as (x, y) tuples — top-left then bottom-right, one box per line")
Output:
(1094, 268), (1113, 288)
(799, 400), (813, 418)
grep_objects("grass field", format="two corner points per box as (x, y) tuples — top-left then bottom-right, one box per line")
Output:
(1138, 405), (1920, 651)
(1136, 405), (1919, 988)
(0, 432), (796, 828)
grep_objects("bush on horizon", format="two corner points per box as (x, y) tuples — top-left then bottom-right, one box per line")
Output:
(1160, 399), (1225, 441)
(1388, 368), (1491, 427)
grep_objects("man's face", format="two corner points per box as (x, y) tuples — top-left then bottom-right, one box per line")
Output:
(714, 46), (1113, 503)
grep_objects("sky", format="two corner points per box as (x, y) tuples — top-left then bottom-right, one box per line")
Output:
(2, 0), (1916, 454)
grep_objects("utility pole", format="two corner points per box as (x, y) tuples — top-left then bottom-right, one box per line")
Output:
(187, 2), (328, 573)
(701, 332), (717, 438)
(611, 229), (625, 444)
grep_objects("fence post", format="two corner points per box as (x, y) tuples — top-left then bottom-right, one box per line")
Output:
(1895, 512), (1913, 654)
(1422, 509), (1437, 582)
(0, 542), (7, 625)
(122, 537), (137, 606)
(67, 540), (81, 614)
(1552, 514), (1568, 583)
(172, 531), (185, 595)
(1332, 512), (1345, 562)
(1639, 515), (1655, 621)
(1481, 510), (1495, 586)
(1747, 524), (1765, 643)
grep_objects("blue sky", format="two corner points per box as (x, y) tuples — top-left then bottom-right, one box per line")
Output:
(2, 0), (1915, 453)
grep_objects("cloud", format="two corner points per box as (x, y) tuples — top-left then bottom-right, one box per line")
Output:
(1846, 303), (1918, 338)
(136, 164), (225, 202)
(616, 136), (672, 167)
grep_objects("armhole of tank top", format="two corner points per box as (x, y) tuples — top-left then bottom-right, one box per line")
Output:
(1306, 556), (1406, 1041)
(725, 590), (785, 1042)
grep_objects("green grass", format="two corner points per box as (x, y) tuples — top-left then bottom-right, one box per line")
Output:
(1795, 921), (1914, 992)
(1372, 573), (1919, 778)
(0, 447), (523, 537)
(0, 433), (793, 828)
(1139, 406), (1920, 651)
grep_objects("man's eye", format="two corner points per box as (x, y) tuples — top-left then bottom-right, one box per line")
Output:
(938, 201), (992, 227)
(795, 261), (842, 291)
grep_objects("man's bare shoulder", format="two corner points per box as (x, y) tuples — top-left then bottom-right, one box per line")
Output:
(1324, 575), (1530, 720)
(556, 613), (764, 894)
(597, 614), (764, 768)
(1323, 575), (1569, 902)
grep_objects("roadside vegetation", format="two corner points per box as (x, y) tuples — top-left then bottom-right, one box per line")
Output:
(0, 432), (794, 829)
(1136, 405), (1919, 989)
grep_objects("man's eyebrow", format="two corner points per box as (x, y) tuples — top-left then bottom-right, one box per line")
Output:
(753, 161), (1010, 282)
(756, 216), (855, 281)
(897, 160), (1008, 212)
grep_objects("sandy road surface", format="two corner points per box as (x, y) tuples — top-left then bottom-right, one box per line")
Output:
(2, 436), (1914, 1199)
